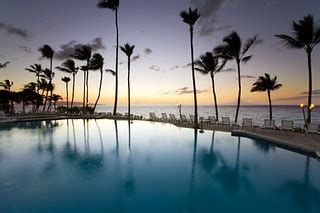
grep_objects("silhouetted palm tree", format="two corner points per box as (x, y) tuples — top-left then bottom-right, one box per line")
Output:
(39, 44), (55, 110)
(56, 59), (79, 108)
(71, 45), (92, 110)
(251, 73), (282, 120)
(120, 43), (135, 119)
(89, 53), (105, 112)
(61, 77), (71, 109)
(275, 15), (320, 123)
(40, 68), (55, 111)
(215, 32), (259, 123)
(180, 7), (201, 128)
(195, 52), (226, 121)
(97, 0), (120, 116)
(51, 94), (62, 110)
(0, 79), (13, 91)
(25, 64), (43, 93)
(38, 78), (48, 97)
(0, 61), (10, 69)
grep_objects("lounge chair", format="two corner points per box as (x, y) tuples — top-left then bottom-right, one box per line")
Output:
(281, 120), (294, 131)
(242, 118), (253, 128)
(181, 115), (188, 123)
(221, 117), (230, 126)
(189, 115), (195, 124)
(306, 124), (319, 134)
(264, 119), (276, 130)
(169, 114), (177, 123)
(161, 113), (168, 122)
(208, 116), (217, 124)
(149, 112), (158, 121)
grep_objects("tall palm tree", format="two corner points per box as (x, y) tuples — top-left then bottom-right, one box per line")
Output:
(214, 31), (259, 123)
(89, 53), (105, 112)
(0, 79), (13, 91)
(39, 44), (55, 109)
(120, 43), (135, 120)
(38, 78), (48, 97)
(275, 15), (320, 124)
(40, 68), (55, 111)
(180, 7), (201, 128)
(56, 59), (79, 108)
(251, 73), (282, 120)
(71, 45), (92, 110)
(61, 77), (71, 109)
(195, 52), (226, 121)
(25, 64), (43, 94)
(97, 0), (120, 116)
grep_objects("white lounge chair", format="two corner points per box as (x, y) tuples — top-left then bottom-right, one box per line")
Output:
(221, 117), (230, 126)
(169, 114), (177, 123)
(189, 115), (195, 124)
(242, 118), (253, 128)
(181, 115), (188, 123)
(149, 112), (158, 121)
(161, 113), (168, 122)
(306, 124), (319, 134)
(281, 120), (294, 131)
(208, 116), (217, 124)
(264, 119), (275, 129)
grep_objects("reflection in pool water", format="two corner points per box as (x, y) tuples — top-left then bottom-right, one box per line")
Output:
(0, 119), (319, 212)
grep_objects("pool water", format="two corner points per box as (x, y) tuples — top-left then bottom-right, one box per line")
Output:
(0, 119), (319, 212)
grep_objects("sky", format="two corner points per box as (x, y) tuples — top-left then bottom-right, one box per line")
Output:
(0, 0), (320, 106)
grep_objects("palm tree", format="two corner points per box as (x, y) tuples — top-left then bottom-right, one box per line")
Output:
(51, 94), (62, 110)
(214, 31), (259, 123)
(40, 68), (55, 111)
(251, 73), (282, 120)
(0, 79), (13, 91)
(0, 61), (10, 69)
(61, 77), (71, 109)
(56, 59), (79, 108)
(275, 15), (320, 124)
(120, 43), (135, 120)
(39, 44), (55, 109)
(38, 78), (48, 97)
(71, 45), (92, 110)
(25, 64), (43, 94)
(180, 7), (201, 128)
(195, 52), (226, 121)
(89, 53), (105, 112)
(97, 0), (120, 115)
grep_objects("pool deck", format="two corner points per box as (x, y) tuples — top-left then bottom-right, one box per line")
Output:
(1, 114), (320, 158)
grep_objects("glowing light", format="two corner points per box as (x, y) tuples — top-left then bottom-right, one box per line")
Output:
(310, 104), (315, 110)
(300, 103), (304, 108)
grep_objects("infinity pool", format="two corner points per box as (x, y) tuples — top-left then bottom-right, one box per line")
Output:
(0, 119), (319, 212)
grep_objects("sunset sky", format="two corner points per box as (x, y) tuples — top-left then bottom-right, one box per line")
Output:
(0, 0), (320, 106)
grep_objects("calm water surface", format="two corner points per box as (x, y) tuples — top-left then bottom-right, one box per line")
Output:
(0, 119), (320, 212)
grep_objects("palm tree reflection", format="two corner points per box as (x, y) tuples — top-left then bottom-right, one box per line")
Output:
(123, 120), (135, 194)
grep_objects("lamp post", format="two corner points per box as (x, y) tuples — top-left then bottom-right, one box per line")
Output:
(300, 103), (307, 129)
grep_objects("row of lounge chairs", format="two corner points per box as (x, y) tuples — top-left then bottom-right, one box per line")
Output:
(148, 112), (320, 134)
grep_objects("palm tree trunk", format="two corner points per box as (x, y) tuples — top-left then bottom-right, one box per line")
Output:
(71, 73), (75, 108)
(113, 8), (119, 116)
(211, 73), (218, 121)
(83, 69), (86, 110)
(267, 89), (272, 120)
(66, 83), (69, 109)
(189, 26), (198, 129)
(93, 69), (103, 112)
(86, 59), (90, 108)
(48, 58), (53, 111)
(128, 56), (131, 120)
(306, 51), (312, 124)
(43, 89), (48, 112)
(235, 60), (241, 123)
(37, 75), (40, 94)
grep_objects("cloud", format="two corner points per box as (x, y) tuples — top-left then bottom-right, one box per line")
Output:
(241, 75), (256, 79)
(55, 37), (106, 60)
(164, 86), (209, 95)
(222, 68), (235, 72)
(301, 89), (320, 95)
(149, 65), (161, 72)
(144, 48), (152, 55)
(171, 65), (179, 70)
(0, 23), (31, 39)
(190, 0), (229, 36)
(18, 45), (31, 53)
(132, 54), (140, 62)
(183, 63), (192, 68)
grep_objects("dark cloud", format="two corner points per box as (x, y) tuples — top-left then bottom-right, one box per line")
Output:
(164, 86), (209, 95)
(144, 48), (152, 55)
(190, 0), (228, 36)
(18, 45), (31, 53)
(55, 37), (106, 60)
(0, 23), (31, 39)
(171, 65), (179, 70)
(132, 54), (140, 62)
(241, 75), (256, 79)
(301, 89), (320, 95)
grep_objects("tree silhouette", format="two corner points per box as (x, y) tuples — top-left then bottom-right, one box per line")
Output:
(275, 15), (320, 123)
(0, 79), (13, 91)
(251, 73), (282, 120)
(61, 77), (71, 109)
(25, 64), (43, 94)
(97, 0), (120, 115)
(180, 7), (201, 128)
(40, 68), (55, 111)
(0, 61), (10, 69)
(120, 43), (135, 120)
(215, 32), (260, 123)
(89, 53), (105, 112)
(195, 52), (226, 121)
(56, 59), (79, 108)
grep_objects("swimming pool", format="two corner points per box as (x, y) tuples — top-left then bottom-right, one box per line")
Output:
(0, 119), (319, 212)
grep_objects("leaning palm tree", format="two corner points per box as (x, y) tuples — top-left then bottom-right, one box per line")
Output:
(40, 68), (55, 111)
(0, 79), (13, 91)
(195, 52), (226, 121)
(61, 77), (71, 109)
(214, 31), (259, 123)
(25, 64), (43, 94)
(180, 7), (201, 128)
(70, 45), (92, 110)
(97, 0), (120, 116)
(89, 53), (105, 112)
(39, 44), (55, 109)
(56, 59), (79, 108)
(275, 15), (320, 124)
(251, 73), (282, 120)
(120, 43), (135, 120)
